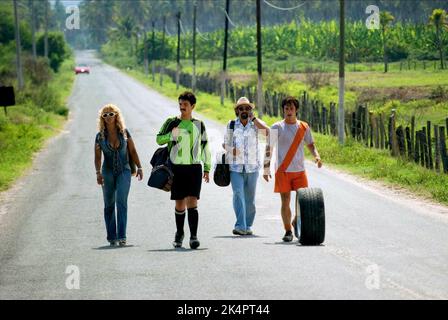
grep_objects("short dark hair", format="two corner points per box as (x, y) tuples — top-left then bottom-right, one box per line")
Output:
(178, 91), (196, 106)
(282, 96), (299, 110)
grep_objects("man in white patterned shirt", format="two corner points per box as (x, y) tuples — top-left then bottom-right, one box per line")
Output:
(223, 97), (269, 235)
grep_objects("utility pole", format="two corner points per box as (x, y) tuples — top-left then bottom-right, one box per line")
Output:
(144, 29), (149, 77)
(151, 21), (156, 82)
(256, 0), (263, 118)
(176, 11), (181, 90)
(192, 2), (197, 92)
(30, 0), (37, 61)
(221, 0), (230, 105)
(44, 0), (49, 59)
(338, 0), (345, 145)
(160, 16), (166, 87)
(13, 0), (24, 90)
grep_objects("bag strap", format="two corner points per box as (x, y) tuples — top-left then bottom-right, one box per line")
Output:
(229, 120), (236, 146)
(223, 120), (236, 164)
(124, 129), (132, 159)
(277, 121), (308, 173)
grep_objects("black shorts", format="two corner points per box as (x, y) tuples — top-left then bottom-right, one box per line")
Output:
(171, 164), (203, 200)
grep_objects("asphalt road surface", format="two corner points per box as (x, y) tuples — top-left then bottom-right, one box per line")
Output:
(0, 51), (447, 300)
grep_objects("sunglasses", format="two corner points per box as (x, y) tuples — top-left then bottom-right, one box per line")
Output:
(102, 112), (116, 118)
(238, 106), (251, 112)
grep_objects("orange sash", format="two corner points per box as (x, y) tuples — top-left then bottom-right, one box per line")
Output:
(276, 121), (308, 174)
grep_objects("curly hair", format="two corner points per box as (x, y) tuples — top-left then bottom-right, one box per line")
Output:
(97, 104), (126, 139)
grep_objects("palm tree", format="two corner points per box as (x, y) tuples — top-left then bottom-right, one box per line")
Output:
(429, 9), (448, 70)
(380, 11), (394, 73)
(81, 0), (115, 48)
(118, 0), (148, 58)
(108, 15), (136, 55)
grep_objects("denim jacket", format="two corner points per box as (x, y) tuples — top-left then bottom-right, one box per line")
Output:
(95, 129), (131, 176)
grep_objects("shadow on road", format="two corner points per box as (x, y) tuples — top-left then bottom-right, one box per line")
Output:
(264, 242), (326, 247)
(147, 248), (209, 253)
(92, 245), (137, 250)
(213, 235), (268, 239)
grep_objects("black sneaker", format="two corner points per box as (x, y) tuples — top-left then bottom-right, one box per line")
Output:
(189, 236), (200, 249)
(173, 232), (184, 248)
(282, 231), (293, 242)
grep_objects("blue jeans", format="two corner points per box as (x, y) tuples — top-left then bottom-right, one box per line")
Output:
(102, 169), (131, 242)
(230, 170), (259, 231)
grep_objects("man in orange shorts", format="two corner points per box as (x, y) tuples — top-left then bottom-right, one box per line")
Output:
(263, 96), (322, 242)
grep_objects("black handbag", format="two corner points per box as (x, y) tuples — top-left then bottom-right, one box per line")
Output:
(213, 120), (235, 187)
(213, 153), (231, 187)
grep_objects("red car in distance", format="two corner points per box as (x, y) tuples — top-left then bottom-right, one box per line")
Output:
(74, 64), (90, 75)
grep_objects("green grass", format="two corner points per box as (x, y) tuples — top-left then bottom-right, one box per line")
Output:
(0, 57), (75, 191)
(345, 70), (448, 88)
(106, 59), (448, 206)
(163, 55), (448, 127)
(313, 133), (448, 204)
(168, 56), (446, 76)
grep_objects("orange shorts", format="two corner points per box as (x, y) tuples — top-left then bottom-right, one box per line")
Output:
(274, 171), (308, 193)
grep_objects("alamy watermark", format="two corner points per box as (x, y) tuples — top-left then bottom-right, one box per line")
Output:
(365, 264), (381, 290)
(65, 265), (80, 290)
(366, 5), (380, 30)
(65, 6), (80, 30)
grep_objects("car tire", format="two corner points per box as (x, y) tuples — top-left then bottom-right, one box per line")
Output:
(296, 188), (325, 246)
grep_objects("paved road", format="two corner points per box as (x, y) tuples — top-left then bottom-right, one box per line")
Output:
(1, 51), (447, 300)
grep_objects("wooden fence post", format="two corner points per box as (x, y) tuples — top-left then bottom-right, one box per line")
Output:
(369, 111), (374, 148)
(406, 127), (412, 160)
(440, 127), (448, 173)
(396, 126), (406, 157)
(421, 128), (428, 168)
(414, 130), (420, 164)
(379, 113), (385, 149)
(434, 125), (440, 172)
(375, 116), (380, 149)
(427, 121), (433, 169)
(411, 116), (415, 154)
(389, 110), (399, 156)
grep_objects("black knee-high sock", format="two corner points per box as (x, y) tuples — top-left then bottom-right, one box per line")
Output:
(187, 207), (199, 237)
(175, 209), (186, 234)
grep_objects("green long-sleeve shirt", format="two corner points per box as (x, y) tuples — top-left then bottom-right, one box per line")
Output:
(156, 116), (211, 172)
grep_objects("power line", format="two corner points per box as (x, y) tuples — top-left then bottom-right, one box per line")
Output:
(263, 0), (306, 11)
(165, 25), (172, 36)
(221, 7), (238, 28)
(179, 18), (187, 35)
(196, 27), (210, 41)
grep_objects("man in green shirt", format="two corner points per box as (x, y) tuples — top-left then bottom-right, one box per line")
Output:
(157, 91), (211, 249)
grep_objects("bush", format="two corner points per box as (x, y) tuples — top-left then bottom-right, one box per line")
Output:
(386, 43), (409, 62)
(265, 49), (289, 61)
(37, 32), (68, 72)
(304, 67), (331, 90)
(430, 86), (448, 103)
(23, 56), (52, 85)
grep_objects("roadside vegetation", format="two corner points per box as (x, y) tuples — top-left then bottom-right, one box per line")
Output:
(101, 62), (448, 205)
(85, 1), (448, 204)
(0, 2), (74, 191)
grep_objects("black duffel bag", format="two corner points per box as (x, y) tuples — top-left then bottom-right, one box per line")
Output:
(147, 147), (174, 192)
